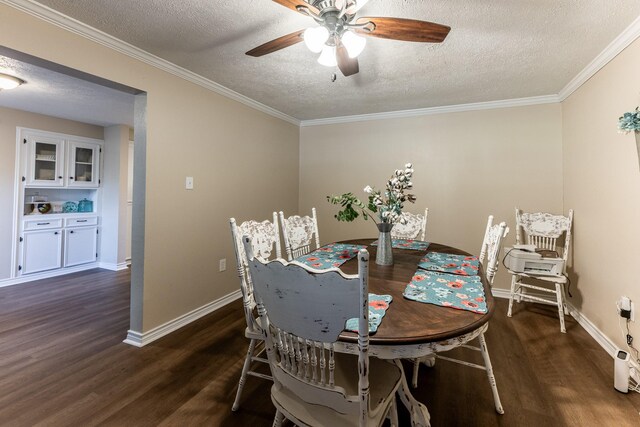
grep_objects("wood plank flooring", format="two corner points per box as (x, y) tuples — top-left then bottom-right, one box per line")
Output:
(0, 268), (638, 426)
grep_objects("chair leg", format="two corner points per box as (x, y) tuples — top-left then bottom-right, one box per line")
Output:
(389, 397), (399, 427)
(561, 284), (569, 315)
(555, 283), (567, 333)
(272, 409), (284, 427)
(412, 358), (420, 388)
(232, 338), (258, 411)
(478, 333), (504, 414)
(507, 275), (518, 317)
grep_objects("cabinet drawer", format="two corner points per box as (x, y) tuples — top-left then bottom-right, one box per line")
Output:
(23, 218), (63, 230)
(65, 216), (98, 227)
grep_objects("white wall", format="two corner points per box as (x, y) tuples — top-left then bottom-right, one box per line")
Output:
(100, 125), (130, 269)
(562, 36), (640, 350)
(300, 104), (564, 291)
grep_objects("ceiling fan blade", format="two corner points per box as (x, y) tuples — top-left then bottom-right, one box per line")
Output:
(246, 30), (305, 57)
(355, 17), (451, 43)
(336, 40), (359, 77)
(272, 0), (320, 15)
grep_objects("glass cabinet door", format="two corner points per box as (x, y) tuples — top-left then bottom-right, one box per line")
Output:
(26, 136), (65, 187)
(68, 141), (100, 188)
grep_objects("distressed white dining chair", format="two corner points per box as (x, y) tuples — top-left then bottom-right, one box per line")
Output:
(507, 208), (574, 333)
(228, 213), (281, 411)
(390, 208), (429, 241)
(279, 207), (320, 261)
(412, 215), (509, 415)
(243, 237), (402, 427)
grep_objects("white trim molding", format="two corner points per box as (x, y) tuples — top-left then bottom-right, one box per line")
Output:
(123, 289), (242, 347)
(558, 14), (640, 101)
(0, 262), (99, 288)
(492, 288), (637, 370)
(0, 0), (300, 126)
(300, 95), (561, 127)
(98, 262), (130, 271)
(3, 1), (640, 127)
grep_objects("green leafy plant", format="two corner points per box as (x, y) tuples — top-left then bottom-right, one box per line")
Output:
(327, 163), (416, 224)
(618, 107), (640, 133)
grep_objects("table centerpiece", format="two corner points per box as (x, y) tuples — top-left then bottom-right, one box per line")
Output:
(327, 163), (416, 266)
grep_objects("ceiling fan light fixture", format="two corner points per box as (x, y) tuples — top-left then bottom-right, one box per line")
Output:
(318, 45), (337, 67)
(303, 26), (329, 53)
(341, 31), (366, 58)
(0, 73), (24, 90)
(346, 0), (368, 14)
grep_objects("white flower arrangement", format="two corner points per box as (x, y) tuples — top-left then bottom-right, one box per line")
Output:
(327, 163), (417, 225)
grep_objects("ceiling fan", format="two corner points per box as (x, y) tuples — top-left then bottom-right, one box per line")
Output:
(246, 0), (451, 77)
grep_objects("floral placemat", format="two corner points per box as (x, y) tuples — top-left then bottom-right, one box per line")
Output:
(417, 252), (480, 276)
(371, 239), (431, 251)
(403, 270), (487, 314)
(345, 294), (393, 333)
(295, 243), (367, 269)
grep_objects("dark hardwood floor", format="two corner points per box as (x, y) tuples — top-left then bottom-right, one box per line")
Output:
(0, 269), (638, 426)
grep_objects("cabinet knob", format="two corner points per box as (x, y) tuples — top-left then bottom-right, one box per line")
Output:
(70, 176), (74, 180)
(70, 230), (74, 234)
(58, 176), (62, 179)
(54, 231), (59, 235)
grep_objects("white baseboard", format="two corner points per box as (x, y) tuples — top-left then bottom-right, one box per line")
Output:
(0, 262), (99, 288)
(492, 287), (639, 372)
(123, 289), (242, 347)
(98, 261), (130, 271)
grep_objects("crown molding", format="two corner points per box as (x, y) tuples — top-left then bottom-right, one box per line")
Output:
(558, 14), (640, 101)
(3, 0), (639, 128)
(300, 95), (561, 127)
(0, 0), (301, 126)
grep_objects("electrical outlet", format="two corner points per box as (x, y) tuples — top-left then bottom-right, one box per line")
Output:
(185, 176), (194, 190)
(631, 367), (640, 383)
(219, 258), (226, 272)
(631, 301), (635, 322)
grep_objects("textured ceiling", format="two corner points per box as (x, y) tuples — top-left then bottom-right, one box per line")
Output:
(0, 55), (135, 126)
(7, 0), (640, 122)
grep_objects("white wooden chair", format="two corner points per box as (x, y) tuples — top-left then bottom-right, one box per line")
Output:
(412, 215), (509, 415)
(279, 207), (320, 261)
(243, 237), (402, 427)
(390, 208), (429, 241)
(507, 208), (574, 333)
(228, 213), (281, 411)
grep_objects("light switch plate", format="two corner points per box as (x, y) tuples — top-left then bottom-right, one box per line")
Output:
(219, 258), (226, 272)
(185, 176), (194, 190)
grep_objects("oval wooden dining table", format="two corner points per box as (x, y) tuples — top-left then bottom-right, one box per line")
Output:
(332, 238), (495, 427)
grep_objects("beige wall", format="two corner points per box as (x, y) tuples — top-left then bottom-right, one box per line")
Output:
(0, 5), (300, 332)
(0, 106), (103, 280)
(300, 104), (564, 291)
(562, 37), (640, 350)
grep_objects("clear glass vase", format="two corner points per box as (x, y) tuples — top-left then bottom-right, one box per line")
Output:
(376, 222), (394, 266)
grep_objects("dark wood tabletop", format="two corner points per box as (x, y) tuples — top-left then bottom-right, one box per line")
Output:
(337, 238), (495, 345)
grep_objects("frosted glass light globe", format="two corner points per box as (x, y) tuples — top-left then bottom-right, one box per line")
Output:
(318, 45), (337, 67)
(341, 31), (366, 58)
(304, 27), (329, 53)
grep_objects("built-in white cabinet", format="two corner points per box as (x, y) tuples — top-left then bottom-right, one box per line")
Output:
(25, 135), (65, 187)
(19, 215), (99, 274)
(24, 131), (101, 188)
(68, 141), (100, 188)
(16, 128), (104, 278)
(21, 228), (63, 274)
(64, 225), (98, 267)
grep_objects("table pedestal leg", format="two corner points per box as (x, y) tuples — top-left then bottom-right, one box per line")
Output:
(394, 359), (431, 427)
